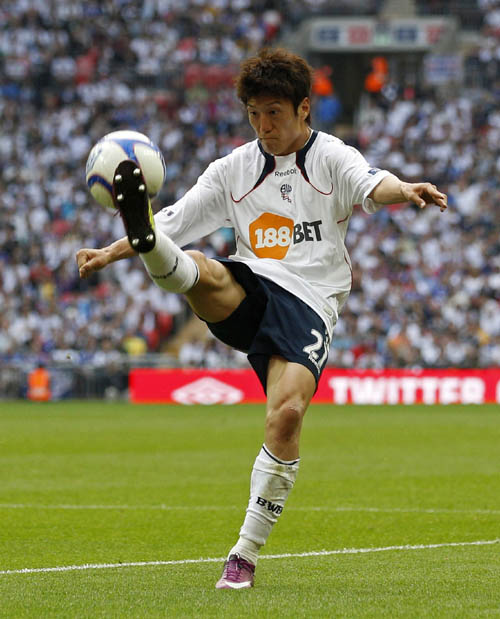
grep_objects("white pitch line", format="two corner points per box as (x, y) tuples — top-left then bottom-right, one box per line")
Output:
(302, 506), (500, 516)
(0, 539), (498, 576)
(1, 503), (500, 516)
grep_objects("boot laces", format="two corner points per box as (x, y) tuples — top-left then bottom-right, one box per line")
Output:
(224, 554), (253, 581)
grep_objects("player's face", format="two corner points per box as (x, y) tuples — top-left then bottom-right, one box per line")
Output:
(247, 95), (311, 156)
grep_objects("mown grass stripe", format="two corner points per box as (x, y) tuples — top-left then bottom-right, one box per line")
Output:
(1, 503), (499, 515)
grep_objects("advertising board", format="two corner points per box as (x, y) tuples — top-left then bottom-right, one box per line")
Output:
(130, 368), (500, 405)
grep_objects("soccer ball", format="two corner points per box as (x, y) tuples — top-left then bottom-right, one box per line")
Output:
(85, 130), (166, 209)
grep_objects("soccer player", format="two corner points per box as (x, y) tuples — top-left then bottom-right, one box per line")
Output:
(76, 48), (447, 589)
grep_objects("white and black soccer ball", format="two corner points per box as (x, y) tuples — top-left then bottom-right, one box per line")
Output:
(85, 130), (166, 209)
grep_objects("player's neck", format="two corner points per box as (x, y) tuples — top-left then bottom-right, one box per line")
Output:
(276, 127), (312, 157)
(301, 127), (313, 149)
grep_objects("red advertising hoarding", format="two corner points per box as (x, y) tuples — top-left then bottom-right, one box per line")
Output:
(130, 368), (500, 405)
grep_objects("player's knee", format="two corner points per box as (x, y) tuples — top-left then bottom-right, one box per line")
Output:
(184, 251), (246, 322)
(186, 250), (211, 284)
(266, 400), (305, 444)
(186, 250), (227, 293)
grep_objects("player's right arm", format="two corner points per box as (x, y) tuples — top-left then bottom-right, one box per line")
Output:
(77, 237), (134, 279)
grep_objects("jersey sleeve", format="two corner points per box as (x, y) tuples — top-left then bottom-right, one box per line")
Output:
(154, 157), (232, 247)
(333, 144), (390, 214)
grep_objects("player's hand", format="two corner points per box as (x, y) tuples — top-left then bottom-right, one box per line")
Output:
(401, 182), (447, 212)
(76, 248), (111, 278)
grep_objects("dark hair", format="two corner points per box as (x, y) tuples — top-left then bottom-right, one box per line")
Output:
(236, 48), (314, 124)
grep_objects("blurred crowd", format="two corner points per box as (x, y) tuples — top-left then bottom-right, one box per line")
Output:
(337, 0), (500, 369)
(0, 0), (498, 371)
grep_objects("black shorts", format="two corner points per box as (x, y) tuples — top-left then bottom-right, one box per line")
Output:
(205, 259), (330, 393)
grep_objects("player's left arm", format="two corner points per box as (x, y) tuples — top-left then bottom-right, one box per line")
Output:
(368, 173), (447, 212)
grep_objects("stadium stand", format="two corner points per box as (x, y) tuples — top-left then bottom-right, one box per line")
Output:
(0, 0), (498, 397)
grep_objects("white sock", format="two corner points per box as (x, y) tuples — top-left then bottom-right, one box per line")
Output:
(228, 445), (300, 565)
(139, 229), (199, 293)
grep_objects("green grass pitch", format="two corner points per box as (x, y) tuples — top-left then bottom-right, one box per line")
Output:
(0, 401), (499, 617)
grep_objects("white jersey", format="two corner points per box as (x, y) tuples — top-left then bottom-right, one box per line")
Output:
(155, 130), (389, 337)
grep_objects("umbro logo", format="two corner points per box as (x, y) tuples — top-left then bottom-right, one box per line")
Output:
(171, 377), (244, 405)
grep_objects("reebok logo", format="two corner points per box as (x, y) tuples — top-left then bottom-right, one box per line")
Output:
(171, 377), (244, 405)
(275, 168), (297, 177)
(256, 496), (283, 514)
